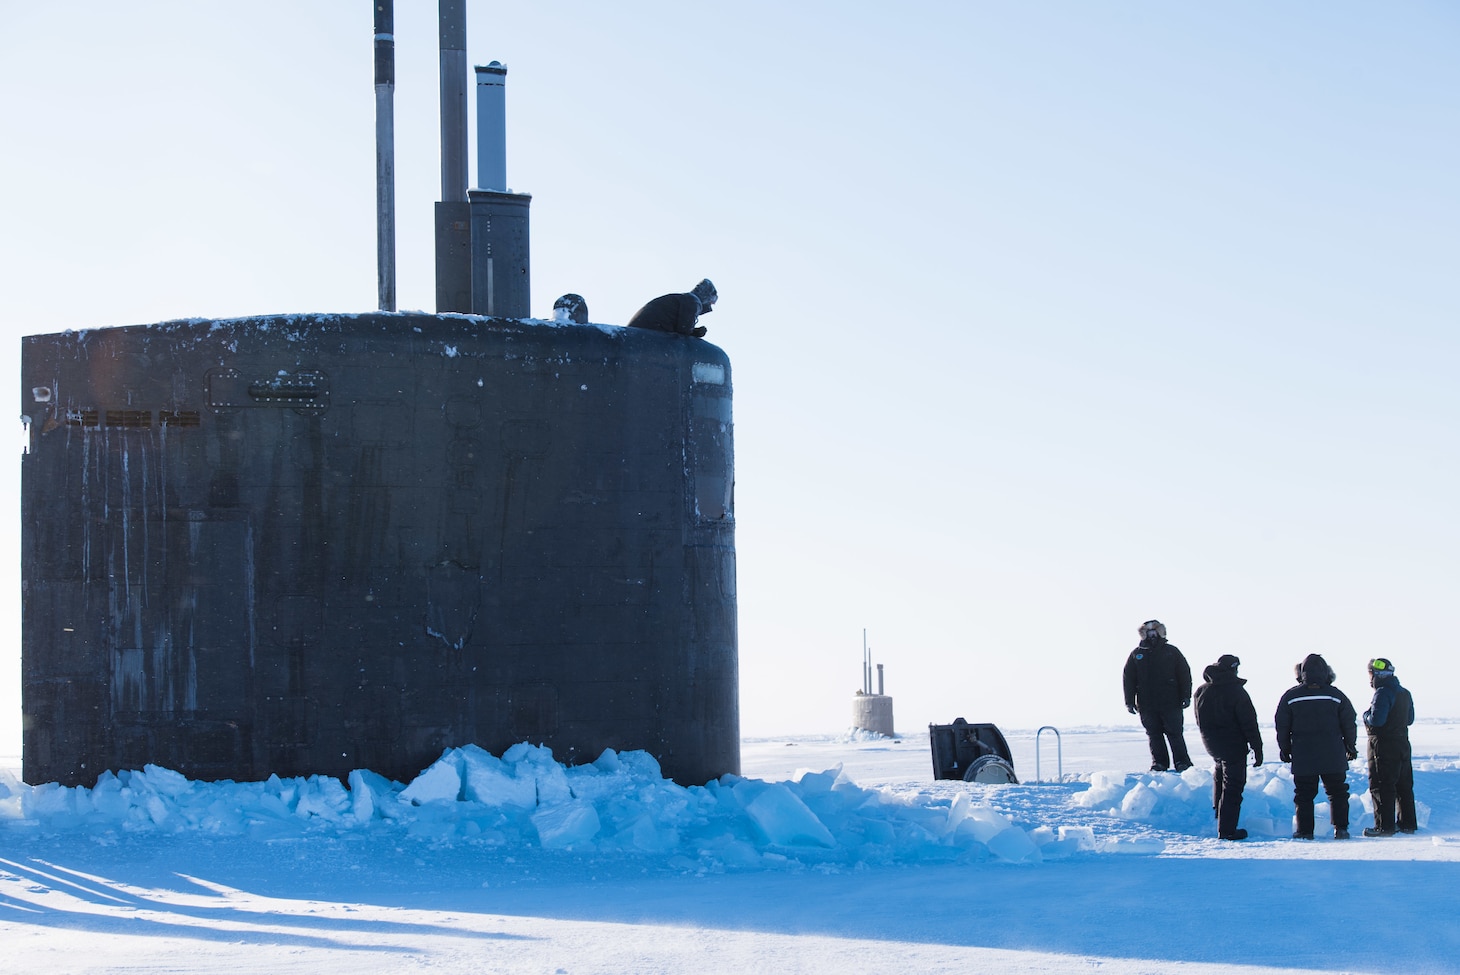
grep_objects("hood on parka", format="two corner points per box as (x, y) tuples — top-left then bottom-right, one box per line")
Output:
(1298, 653), (1334, 686)
(1202, 654), (1245, 685)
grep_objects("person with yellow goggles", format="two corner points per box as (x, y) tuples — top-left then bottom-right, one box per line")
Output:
(1361, 658), (1417, 837)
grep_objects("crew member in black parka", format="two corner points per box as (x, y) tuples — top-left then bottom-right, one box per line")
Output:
(1275, 653), (1357, 840)
(626, 278), (717, 337)
(1362, 656), (1417, 836)
(1193, 654), (1263, 841)
(1122, 620), (1194, 772)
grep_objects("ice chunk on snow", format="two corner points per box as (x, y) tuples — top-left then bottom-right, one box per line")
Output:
(89, 773), (132, 819)
(942, 791), (972, 837)
(348, 769), (397, 822)
(1242, 814), (1279, 837)
(1262, 776), (1291, 800)
(734, 780), (835, 848)
(1059, 825), (1098, 851)
(294, 776), (351, 821)
(1119, 781), (1158, 819)
(532, 798), (601, 849)
(1029, 826), (1087, 859)
(137, 765), (193, 798)
(1073, 770), (1128, 809)
(460, 745), (537, 809)
(969, 804), (1011, 827)
(987, 826), (1041, 863)
(144, 794), (170, 825)
(961, 804), (1013, 844)
(1345, 795), (1366, 827)
(503, 743), (573, 804)
(597, 748), (664, 781)
(21, 782), (75, 819)
(608, 811), (680, 854)
(1037, 837), (1083, 859)
(791, 766), (842, 795)
(401, 753), (463, 804)
(1177, 766), (1206, 786)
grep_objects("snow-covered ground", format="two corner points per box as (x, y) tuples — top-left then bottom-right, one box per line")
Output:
(5, 722), (1460, 974)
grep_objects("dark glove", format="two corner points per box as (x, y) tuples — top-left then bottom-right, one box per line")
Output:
(1126, 705), (1137, 715)
(1280, 750), (1291, 763)
(1252, 751), (1263, 768)
(1346, 746), (1358, 762)
(1181, 699), (1190, 709)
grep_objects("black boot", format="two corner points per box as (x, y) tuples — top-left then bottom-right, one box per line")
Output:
(1293, 804), (1315, 840)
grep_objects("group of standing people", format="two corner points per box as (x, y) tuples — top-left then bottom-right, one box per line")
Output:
(1122, 619), (1416, 841)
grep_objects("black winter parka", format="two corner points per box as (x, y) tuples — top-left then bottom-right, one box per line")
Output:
(1275, 656), (1357, 776)
(1364, 676), (1414, 743)
(1123, 638), (1192, 712)
(626, 293), (706, 336)
(1194, 664), (1263, 763)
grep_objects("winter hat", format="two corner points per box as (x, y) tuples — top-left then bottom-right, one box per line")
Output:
(1217, 654), (1241, 671)
(1369, 657), (1396, 678)
(691, 278), (718, 313)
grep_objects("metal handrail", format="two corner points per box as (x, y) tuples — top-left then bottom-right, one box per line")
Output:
(1035, 725), (1063, 783)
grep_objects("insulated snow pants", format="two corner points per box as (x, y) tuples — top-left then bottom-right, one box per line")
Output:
(1211, 757), (1248, 837)
(1367, 736), (1416, 833)
(1140, 706), (1193, 771)
(1293, 772), (1350, 835)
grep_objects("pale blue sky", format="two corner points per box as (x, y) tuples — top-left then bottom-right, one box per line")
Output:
(2, 2), (1456, 752)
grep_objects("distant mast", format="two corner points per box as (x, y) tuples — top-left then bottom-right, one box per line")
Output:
(863, 628), (871, 694)
(434, 0), (472, 313)
(374, 0), (397, 311)
(852, 629), (894, 736)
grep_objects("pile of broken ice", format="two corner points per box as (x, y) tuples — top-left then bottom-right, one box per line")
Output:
(1, 743), (1090, 867)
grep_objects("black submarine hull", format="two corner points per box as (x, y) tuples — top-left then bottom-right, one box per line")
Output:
(20, 312), (738, 786)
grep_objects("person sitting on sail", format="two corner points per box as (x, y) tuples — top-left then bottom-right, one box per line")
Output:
(626, 279), (717, 337)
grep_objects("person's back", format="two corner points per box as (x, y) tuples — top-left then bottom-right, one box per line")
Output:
(1194, 656), (1260, 762)
(1275, 655), (1357, 775)
(1275, 652), (1356, 839)
(1194, 654), (1262, 840)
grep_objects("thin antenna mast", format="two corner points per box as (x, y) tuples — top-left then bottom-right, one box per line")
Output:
(374, 1), (396, 311)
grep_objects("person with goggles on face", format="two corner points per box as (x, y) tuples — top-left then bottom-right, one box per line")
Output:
(1362, 657), (1417, 837)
